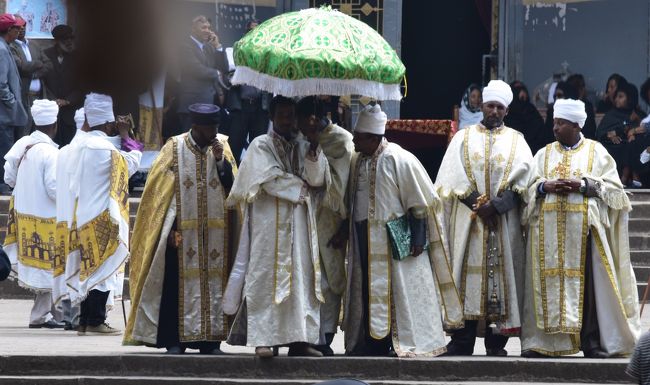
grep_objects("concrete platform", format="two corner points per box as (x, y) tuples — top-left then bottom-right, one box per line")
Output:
(0, 299), (643, 384)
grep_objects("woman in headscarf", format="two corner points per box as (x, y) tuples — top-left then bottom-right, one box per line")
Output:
(504, 81), (545, 153)
(458, 83), (483, 130)
(596, 82), (645, 186)
(596, 73), (627, 113)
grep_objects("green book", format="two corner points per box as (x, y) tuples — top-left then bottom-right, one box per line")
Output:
(386, 215), (420, 261)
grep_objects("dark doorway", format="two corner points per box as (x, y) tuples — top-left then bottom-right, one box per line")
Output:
(400, 1), (491, 119)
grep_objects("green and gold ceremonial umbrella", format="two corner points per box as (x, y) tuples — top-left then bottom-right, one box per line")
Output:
(231, 6), (406, 101)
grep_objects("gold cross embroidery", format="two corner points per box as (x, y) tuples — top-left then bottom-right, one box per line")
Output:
(183, 178), (194, 189)
(550, 162), (569, 178)
(492, 153), (506, 164)
(209, 178), (219, 189)
(210, 249), (220, 260)
(187, 247), (196, 259)
(471, 152), (482, 162)
(572, 168), (583, 178)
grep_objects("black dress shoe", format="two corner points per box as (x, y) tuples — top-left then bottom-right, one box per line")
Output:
(314, 344), (334, 356)
(29, 319), (65, 329)
(441, 343), (473, 356)
(521, 350), (550, 358)
(584, 348), (608, 358)
(200, 347), (225, 355)
(166, 346), (186, 355)
(486, 348), (508, 357)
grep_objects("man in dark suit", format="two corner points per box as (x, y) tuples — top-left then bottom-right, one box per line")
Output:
(10, 15), (52, 136)
(226, 19), (271, 163)
(42, 24), (82, 147)
(0, 14), (28, 194)
(175, 15), (228, 134)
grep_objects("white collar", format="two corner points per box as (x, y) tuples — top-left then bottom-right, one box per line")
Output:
(190, 35), (204, 50)
(30, 130), (59, 149)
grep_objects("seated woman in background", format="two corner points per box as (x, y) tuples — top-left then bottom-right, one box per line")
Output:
(596, 82), (647, 187)
(596, 73), (627, 113)
(566, 73), (597, 140)
(504, 81), (545, 153)
(458, 83), (483, 129)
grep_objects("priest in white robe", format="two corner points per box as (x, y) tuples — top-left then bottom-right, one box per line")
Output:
(62, 93), (141, 335)
(333, 104), (463, 357)
(4, 99), (63, 328)
(296, 96), (353, 356)
(223, 96), (329, 358)
(434, 80), (533, 356)
(52, 108), (87, 331)
(521, 98), (641, 358)
(124, 104), (238, 354)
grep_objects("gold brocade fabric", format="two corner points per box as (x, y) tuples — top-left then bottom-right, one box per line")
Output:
(138, 106), (164, 152)
(13, 213), (57, 270)
(4, 196), (16, 247)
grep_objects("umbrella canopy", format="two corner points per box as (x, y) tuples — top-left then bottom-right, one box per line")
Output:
(232, 7), (406, 101)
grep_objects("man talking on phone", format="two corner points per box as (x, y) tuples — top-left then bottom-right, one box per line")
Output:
(176, 16), (229, 134)
(125, 103), (238, 354)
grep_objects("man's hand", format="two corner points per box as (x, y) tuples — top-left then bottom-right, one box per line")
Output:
(410, 244), (424, 257)
(55, 99), (70, 107)
(116, 115), (131, 138)
(208, 31), (221, 49)
(167, 230), (182, 249)
(542, 179), (581, 195)
(211, 139), (224, 161)
(607, 130), (622, 144)
(474, 201), (498, 230)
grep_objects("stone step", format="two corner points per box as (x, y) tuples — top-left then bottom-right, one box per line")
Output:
(630, 233), (650, 250)
(632, 250), (650, 265)
(634, 265), (650, 282)
(627, 189), (650, 202)
(631, 201), (650, 218)
(0, 355), (632, 384)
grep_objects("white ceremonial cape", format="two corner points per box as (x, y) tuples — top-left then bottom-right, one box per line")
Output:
(315, 124), (353, 338)
(63, 131), (141, 304)
(3, 131), (59, 291)
(434, 124), (532, 334)
(223, 130), (329, 347)
(125, 133), (238, 345)
(342, 140), (463, 357)
(53, 129), (86, 304)
(521, 137), (641, 356)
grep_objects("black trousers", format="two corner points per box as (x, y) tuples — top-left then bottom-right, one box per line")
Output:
(79, 289), (109, 327)
(580, 235), (601, 352)
(448, 319), (508, 354)
(227, 102), (269, 164)
(351, 220), (392, 356)
(157, 246), (220, 351)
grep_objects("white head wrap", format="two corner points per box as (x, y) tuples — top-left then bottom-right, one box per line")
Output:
(84, 93), (115, 128)
(31, 99), (59, 126)
(482, 80), (513, 108)
(354, 104), (387, 135)
(74, 108), (85, 130)
(553, 98), (587, 128)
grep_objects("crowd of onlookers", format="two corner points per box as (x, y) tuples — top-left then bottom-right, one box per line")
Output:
(458, 73), (650, 188)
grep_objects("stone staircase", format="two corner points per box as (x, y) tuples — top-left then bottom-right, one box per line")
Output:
(0, 355), (634, 384)
(1, 191), (649, 300)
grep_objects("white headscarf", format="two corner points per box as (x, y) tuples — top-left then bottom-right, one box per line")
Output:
(74, 108), (86, 130)
(31, 99), (59, 126)
(84, 93), (115, 128)
(354, 104), (387, 135)
(482, 80), (513, 108)
(553, 98), (587, 128)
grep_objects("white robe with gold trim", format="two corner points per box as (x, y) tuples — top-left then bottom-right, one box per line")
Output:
(224, 131), (329, 347)
(434, 124), (532, 334)
(342, 140), (463, 357)
(3, 131), (58, 292)
(64, 131), (141, 304)
(315, 124), (353, 339)
(125, 133), (238, 345)
(521, 138), (641, 356)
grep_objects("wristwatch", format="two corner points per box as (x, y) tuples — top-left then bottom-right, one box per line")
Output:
(579, 180), (587, 194)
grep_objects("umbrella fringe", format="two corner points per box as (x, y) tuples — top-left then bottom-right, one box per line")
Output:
(232, 66), (403, 101)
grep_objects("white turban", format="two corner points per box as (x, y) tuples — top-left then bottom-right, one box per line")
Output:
(354, 104), (387, 135)
(31, 99), (59, 126)
(74, 108), (85, 130)
(482, 80), (513, 107)
(553, 98), (587, 128)
(84, 93), (115, 128)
